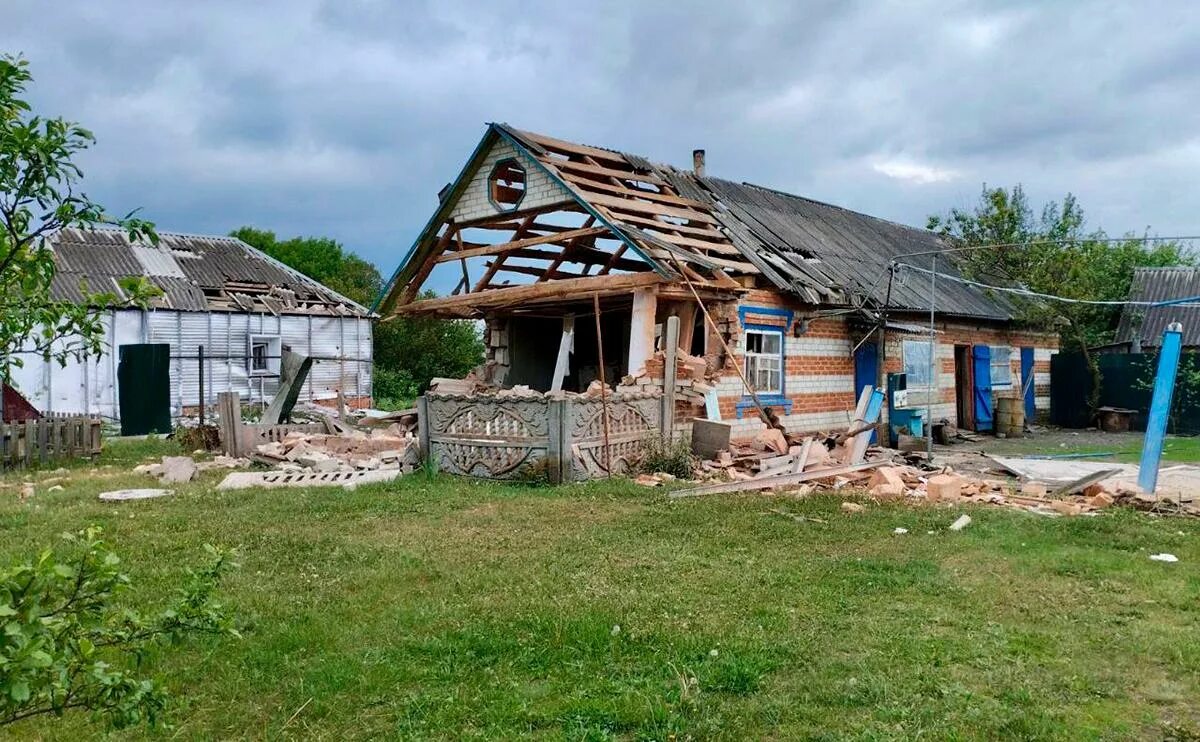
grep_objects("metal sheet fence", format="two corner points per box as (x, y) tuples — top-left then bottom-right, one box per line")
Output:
(1050, 351), (1200, 434)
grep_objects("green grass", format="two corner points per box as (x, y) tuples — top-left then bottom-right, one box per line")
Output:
(3, 439), (1200, 739)
(974, 431), (1200, 464)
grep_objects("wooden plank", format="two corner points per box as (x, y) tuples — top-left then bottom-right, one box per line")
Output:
(450, 200), (580, 229)
(434, 226), (610, 263)
(793, 439), (814, 474)
(473, 213), (538, 292)
(545, 157), (666, 185)
(575, 189), (719, 225)
(642, 230), (743, 257)
(610, 211), (729, 240)
(0, 423), (8, 470)
(24, 420), (34, 467)
(492, 264), (587, 281)
(497, 246), (645, 273)
(669, 460), (886, 498)
(38, 419), (48, 465)
(550, 315), (575, 393)
(519, 129), (632, 165)
(393, 271), (666, 316)
(559, 174), (713, 210)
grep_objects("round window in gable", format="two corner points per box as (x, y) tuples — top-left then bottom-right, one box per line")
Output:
(488, 158), (527, 211)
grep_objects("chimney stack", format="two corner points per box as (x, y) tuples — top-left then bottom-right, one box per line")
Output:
(692, 149), (706, 177)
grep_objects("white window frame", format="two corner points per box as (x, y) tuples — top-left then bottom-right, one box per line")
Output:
(248, 334), (281, 376)
(902, 339), (935, 389)
(744, 329), (784, 395)
(991, 345), (1013, 388)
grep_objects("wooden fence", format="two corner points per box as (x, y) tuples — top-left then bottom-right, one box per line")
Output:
(215, 392), (328, 458)
(0, 417), (103, 469)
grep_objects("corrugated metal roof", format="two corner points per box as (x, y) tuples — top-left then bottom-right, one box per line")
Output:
(1115, 267), (1200, 346)
(48, 228), (370, 316)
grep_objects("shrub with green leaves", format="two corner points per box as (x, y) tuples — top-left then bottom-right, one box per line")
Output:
(0, 527), (238, 730)
(636, 435), (695, 480)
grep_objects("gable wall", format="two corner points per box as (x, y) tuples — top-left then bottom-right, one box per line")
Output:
(449, 138), (575, 222)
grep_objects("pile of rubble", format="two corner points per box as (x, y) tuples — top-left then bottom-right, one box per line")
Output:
(251, 426), (420, 473)
(664, 423), (1200, 518)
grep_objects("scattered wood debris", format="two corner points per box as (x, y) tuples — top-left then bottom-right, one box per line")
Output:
(671, 417), (1200, 519)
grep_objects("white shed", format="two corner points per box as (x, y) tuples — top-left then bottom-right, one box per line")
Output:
(9, 228), (373, 423)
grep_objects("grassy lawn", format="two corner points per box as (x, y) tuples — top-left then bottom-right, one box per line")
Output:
(961, 430), (1200, 464)
(2, 440), (1200, 740)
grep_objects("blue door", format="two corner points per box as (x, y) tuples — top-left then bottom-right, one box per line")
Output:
(854, 341), (878, 443)
(972, 345), (994, 432)
(1020, 347), (1036, 420)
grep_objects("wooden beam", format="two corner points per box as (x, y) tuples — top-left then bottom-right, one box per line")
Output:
(607, 211), (728, 240)
(391, 271), (666, 316)
(519, 129), (631, 166)
(576, 189), (719, 225)
(547, 158), (667, 186)
(559, 173), (712, 210)
(399, 223), (458, 304)
(434, 226), (610, 263)
(451, 200), (580, 229)
(472, 214), (537, 293)
(538, 216), (596, 282)
(494, 263), (587, 280)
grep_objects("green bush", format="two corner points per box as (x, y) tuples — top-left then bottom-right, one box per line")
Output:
(0, 528), (238, 730)
(636, 435), (695, 479)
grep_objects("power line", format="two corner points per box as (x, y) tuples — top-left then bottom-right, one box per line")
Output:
(894, 261), (1200, 308)
(891, 234), (1200, 261)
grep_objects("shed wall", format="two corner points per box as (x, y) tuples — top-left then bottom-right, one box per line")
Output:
(7, 309), (372, 421)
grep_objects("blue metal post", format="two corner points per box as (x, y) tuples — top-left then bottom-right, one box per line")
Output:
(1138, 322), (1183, 493)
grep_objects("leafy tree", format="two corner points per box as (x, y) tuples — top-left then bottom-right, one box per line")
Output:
(230, 227), (484, 405)
(0, 55), (157, 382)
(928, 184), (1191, 412)
(0, 527), (237, 730)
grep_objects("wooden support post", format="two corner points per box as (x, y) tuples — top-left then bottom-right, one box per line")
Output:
(627, 287), (657, 374)
(198, 345), (206, 425)
(550, 315), (575, 393)
(593, 294), (611, 476)
(662, 315), (679, 440)
(23, 419), (34, 468)
(416, 395), (432, 471)
(217, 392), (242, 457)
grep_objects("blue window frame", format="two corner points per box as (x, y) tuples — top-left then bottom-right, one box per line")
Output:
(735, 306), (793, 418)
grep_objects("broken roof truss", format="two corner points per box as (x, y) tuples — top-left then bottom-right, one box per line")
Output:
(378, 124), (753, 319)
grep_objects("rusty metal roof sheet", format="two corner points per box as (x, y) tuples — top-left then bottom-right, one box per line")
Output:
(48, 228), (370, 316)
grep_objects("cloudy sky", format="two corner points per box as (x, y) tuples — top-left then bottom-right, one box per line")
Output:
(8, 0), (1200, 291)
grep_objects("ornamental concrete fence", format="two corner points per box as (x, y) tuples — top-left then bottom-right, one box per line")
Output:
(417, 390), (663, 483)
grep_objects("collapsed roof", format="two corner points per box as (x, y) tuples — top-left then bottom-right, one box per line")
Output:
(49, 228), (370, 317)
(377, 123), (1019, 321)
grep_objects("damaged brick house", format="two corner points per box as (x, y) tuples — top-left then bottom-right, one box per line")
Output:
(377, 123), (1056, 459)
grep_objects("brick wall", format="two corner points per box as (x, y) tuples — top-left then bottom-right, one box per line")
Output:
(448, 139), (574, 222)
(713, 289), (1059, 440)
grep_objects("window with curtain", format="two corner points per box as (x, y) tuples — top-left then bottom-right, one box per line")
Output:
(745, 329), (783, 394)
